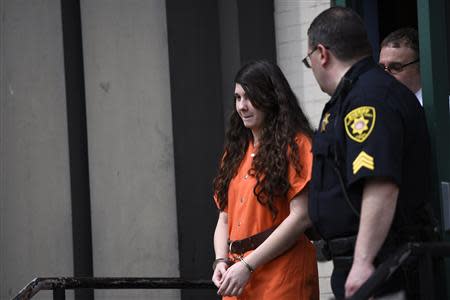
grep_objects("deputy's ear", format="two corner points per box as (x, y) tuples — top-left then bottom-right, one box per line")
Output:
(317, 44), (329, 67)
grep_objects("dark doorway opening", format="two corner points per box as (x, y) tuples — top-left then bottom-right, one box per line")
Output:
(353, 0), (418, 61)
(378, 0), (418, 42)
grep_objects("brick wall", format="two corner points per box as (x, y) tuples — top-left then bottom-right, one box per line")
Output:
(274, 1), (333, 299)
(274, 0), (330, 127)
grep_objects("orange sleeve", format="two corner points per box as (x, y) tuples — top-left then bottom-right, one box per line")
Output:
(286, 133), (313, 201)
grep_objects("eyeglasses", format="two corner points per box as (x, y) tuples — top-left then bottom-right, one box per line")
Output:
(302, 47), (318, 68)
(378, 58), (420, 74)
(302, 45), (330, 68)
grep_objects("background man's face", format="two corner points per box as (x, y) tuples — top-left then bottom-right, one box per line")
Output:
(379, 46), (421, 93)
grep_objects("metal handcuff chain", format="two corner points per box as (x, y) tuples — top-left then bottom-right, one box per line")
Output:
(228, 241), (254, 273)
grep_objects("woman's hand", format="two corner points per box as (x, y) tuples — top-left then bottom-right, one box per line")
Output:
(217, 261), (251, 296)
(212, 261), (229, 288)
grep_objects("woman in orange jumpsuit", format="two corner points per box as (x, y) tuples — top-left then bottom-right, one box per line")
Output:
(212, 60), (319, 299)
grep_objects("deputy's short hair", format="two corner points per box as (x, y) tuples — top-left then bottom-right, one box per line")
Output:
(307, 7), (372, 62)
(381, 27), (419, 56)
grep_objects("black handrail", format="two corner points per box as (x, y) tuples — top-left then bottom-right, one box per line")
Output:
(13, 242), (450, 300)
(348, 242), (450, 300)
(13, 277), (215, 300)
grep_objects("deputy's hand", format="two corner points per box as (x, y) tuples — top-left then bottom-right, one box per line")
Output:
(212, 261), (228, 288)
(217, 261), (251, 296)
(345, 260), (374, 298)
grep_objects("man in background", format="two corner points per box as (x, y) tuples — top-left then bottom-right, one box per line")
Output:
(379, 28), (422, 105)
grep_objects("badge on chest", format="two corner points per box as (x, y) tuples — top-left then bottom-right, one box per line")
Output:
(320, 112), (331, 132)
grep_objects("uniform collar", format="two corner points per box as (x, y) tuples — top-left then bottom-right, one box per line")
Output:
(328, 56), (375, 106)
(342, 56), (375, 82)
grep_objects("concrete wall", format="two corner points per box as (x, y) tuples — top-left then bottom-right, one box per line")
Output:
(0, 1), (74, 299)
(80, 1), (179, 299)
(1, 1), (179, 299)
(274, 1), (333, 299)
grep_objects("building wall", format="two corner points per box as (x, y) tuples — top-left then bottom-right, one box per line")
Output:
(274, 1), (333, 299)
(1, 1), (180, 299)
(274, 0), (330, 128)
(80, 0), (179, 299)
(0, 1), (74, 299)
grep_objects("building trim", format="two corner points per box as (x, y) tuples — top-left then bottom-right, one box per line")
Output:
(60, 1), (94, 299)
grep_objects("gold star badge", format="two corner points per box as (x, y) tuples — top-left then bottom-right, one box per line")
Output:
(352, 151), (375, 174)
(351, 116), (369, 135)
(344, 106), (376, 143)
(320, 112), (330, 132)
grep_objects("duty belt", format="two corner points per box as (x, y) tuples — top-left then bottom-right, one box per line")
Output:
(328, 235), (356, 256)
(228, 226), (276, 255)
(328, 236), (357, 271)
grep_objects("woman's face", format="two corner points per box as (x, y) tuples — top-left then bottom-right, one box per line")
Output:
(234, 83), (266, 134)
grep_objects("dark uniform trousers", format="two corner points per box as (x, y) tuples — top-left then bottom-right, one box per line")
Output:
(308, 57), (432, 300)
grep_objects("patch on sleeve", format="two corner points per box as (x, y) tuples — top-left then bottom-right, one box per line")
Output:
(344, 106), (376, 143)
(352, 151), (375, 174)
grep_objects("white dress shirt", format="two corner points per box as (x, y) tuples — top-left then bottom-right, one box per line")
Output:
(415, 88), (423, 106)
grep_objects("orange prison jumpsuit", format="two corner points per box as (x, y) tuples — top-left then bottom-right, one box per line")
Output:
(217, 133), (319, 300)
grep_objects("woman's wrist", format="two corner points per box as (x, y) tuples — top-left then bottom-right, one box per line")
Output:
(212, 257), (231, 270)
(238, 256), (254, 273)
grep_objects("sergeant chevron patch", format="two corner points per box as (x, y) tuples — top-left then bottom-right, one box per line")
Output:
(353, 151), (374, 174)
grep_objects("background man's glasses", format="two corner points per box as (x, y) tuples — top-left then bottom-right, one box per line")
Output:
(379, 58), (420, 74)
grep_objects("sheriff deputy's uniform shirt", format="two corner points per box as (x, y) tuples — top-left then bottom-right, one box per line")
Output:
(309, 57), (431, 241)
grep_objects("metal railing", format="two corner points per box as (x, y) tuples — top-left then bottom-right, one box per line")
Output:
(348, 242), (450, 300)
(13, 277), (215, 300)
(12, 242), (450, 300)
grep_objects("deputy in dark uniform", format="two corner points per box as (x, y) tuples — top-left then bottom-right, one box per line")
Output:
(304, 7), (433, 299)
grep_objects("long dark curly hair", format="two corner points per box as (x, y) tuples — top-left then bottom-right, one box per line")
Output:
(213, 60), (314, 218)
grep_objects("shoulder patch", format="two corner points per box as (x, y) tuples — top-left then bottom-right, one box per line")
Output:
(353, 151), (375, 174)
(344, 106), (376, 143)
